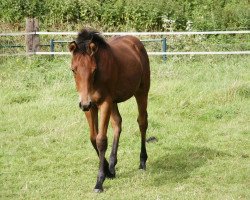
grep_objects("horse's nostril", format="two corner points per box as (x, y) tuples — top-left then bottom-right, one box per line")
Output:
(79, 101), (92, 111)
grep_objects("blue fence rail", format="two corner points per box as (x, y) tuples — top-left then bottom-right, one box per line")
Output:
(141, 38), (167, 61)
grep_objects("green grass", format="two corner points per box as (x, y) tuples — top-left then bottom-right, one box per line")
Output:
(0, 55), (249, 199)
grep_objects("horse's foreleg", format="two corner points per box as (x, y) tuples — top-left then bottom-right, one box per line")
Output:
(135, 93), (148, 170)
(85, 105), (99, 153)
(109, 103), (122, 177)
(85, 105), (111, 181)
(94, 100), (111, 193)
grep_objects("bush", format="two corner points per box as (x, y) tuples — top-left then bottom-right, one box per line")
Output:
(0, 0), (249, 31)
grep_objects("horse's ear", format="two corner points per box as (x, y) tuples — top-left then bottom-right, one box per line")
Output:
(69, 41), (77, 53)
(88, 43), (98, 56)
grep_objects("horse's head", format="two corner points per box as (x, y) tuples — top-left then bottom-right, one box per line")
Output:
(69, 40), (98, 111)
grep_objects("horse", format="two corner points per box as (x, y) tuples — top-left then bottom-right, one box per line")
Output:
(68, 29), (150, 192)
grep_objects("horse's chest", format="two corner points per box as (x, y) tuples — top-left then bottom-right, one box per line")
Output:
(90, 89), (103, 104)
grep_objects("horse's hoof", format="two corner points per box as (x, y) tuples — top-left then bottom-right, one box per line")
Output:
(106, 173), (116, 179)
(107, 168), (116, 179)
(139, 164), (146, 170)
(94, 188), (103, 193)
(105, 167), (116, 179)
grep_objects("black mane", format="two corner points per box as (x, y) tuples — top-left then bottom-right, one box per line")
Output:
(75, 29), (107, 52)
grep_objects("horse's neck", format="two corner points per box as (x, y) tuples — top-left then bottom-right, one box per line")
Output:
(94, 47), (117, 85)
(96, 48), (114, 70)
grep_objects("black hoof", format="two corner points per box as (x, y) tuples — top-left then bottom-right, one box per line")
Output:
(106, 171), (116, 179)
(107, 167), (116, 179)
(94, 188), (103, 193)
(104, 162), (115, 179)
(105, 166), (115, 179)
(139, 164), (146, 170)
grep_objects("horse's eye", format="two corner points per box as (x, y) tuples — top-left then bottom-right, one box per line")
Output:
(93, 68), (97, 80)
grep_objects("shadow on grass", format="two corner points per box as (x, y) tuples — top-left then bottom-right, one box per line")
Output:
(149, 145), (230, 186)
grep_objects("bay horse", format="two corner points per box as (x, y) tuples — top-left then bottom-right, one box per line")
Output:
(68, 29), (150, 192)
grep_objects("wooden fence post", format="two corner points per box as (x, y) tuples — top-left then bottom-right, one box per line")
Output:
(25, 18), (40, 54)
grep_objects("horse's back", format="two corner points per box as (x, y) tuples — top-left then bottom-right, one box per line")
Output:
(108, 36), (150, 102)
(108, 35), (150, 76)
(109, 36), (148, 65)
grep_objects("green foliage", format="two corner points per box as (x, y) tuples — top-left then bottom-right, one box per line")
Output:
(190, 0), (250, 30)
(0, 0), (47, 22)
(0, 0), (249, 31)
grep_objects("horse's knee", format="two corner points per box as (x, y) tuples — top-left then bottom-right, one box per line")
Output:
(96, 135), (108, 152)
(90, 134), (96, 143)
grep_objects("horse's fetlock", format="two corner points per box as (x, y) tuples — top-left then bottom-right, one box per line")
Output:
(140, 151), (148, 162)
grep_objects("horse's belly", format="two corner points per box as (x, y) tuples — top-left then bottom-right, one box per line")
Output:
(114, 73), (141, 103)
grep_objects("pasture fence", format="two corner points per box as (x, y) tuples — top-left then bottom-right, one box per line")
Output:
(0, 31), (250, 59)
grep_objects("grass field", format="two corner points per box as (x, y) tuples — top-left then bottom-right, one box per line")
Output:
(0, 55), (249, 199)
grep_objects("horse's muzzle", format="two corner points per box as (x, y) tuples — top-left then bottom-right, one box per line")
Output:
(79, 101), (92, 112)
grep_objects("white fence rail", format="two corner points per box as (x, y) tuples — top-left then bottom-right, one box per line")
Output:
(1, 51), (250, 57)
(1, 30), (250, 36)
(1, 31), (250, 56)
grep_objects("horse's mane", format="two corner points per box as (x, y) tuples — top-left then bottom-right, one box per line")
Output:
(76, 28), (108, 52)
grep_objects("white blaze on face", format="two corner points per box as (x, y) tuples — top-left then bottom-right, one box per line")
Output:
(79, 92), (91, 105)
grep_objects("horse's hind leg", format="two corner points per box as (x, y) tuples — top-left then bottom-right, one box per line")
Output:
(109, 103), (122, 177)
(135, 92), (148, 170)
